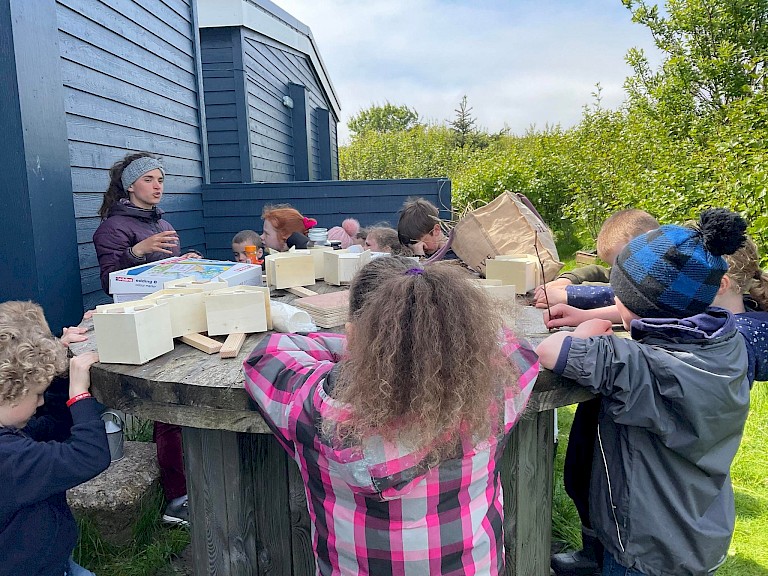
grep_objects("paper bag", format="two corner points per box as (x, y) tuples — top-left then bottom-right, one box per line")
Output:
(451, 192), (563, 281)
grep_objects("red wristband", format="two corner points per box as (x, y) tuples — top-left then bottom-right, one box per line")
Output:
(66, 392), (92, 407)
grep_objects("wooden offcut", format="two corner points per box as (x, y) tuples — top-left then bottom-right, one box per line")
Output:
(219, 332), (247, 359)
(180, 333), (222, 354)
(286, 286), (318, 297)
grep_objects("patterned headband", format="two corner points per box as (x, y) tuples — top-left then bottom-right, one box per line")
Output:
(121, 157), (165, 190)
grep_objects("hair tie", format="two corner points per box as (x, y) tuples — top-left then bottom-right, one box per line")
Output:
(303, 216), (317, 230)
(405, 268), (424, 276)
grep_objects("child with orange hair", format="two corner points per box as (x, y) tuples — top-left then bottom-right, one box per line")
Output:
(261, 205), (317, 252)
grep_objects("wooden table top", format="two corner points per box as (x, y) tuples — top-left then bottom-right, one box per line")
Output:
(71, 282), (595, 432)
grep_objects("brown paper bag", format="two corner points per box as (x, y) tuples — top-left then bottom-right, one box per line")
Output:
(451, 192), (563, 280)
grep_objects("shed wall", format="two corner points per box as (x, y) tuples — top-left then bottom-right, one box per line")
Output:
(56, 0), (206, 309)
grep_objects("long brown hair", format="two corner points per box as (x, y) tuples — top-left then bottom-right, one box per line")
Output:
(98, 151), (159, 219)
(333, 256), (520, 461)
(261, 205), (316, 242)
(724, 236), (768, 311)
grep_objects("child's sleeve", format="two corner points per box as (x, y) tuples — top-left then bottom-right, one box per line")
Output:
(556, 336), (676, 435)
(243, 332), (345, 455)
(566, 285), (615, 310)
(499, 329), (539, 432)
(558, 265), (610, 285)
(3, 397), (110, 509)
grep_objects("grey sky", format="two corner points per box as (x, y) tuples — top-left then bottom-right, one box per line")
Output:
(272, 0), (663, 143)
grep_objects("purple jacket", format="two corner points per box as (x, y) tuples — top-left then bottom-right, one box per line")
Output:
(93, 200), (179, 294)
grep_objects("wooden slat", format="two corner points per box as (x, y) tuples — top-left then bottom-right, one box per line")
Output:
(219, 332), (247, 359)
(286, 286), (317, 297)
(180, 333), (222, 354)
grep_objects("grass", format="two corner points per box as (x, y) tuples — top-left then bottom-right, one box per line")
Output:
(74, 485), (190, 576)
(552, 385), (768, 576)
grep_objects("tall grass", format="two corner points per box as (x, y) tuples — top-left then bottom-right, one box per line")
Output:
(552, 384), (768, 575)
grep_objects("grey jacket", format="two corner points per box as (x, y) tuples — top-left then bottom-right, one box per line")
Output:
(554, 308), (750, 575)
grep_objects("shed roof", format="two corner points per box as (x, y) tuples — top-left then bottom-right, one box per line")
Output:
(197, 0), (341, 118)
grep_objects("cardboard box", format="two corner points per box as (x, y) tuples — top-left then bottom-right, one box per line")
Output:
(93, 301), (174, 365)
(109, 257), (262, 302)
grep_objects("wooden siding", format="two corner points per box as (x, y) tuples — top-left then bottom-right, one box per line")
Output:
(56, 0), (206, 310)
(202, 179), (451, 260)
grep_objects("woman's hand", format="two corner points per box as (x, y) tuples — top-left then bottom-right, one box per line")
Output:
(133, 231), (179, 257)
(179, 251), (204, 260)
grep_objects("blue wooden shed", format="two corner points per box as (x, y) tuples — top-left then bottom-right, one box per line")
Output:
(0, 0), (449, 333)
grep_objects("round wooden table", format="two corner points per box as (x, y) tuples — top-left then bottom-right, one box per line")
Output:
(72, 285), (593, 576)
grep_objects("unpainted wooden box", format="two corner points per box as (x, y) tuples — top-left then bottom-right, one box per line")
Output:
(472, 278), (503, 287)
(308, 246), (334, 279)
(204, 286), (269, 336)
(93, 301), (174, 365)
(265, 251), (316, 289)
(164, 276), (228, 292)
(142, 288), (207, 338)
(485, 255), (540, 294)
(324, 249), (372, 285)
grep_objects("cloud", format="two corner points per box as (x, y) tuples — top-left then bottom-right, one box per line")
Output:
(273, 0), (662, 142)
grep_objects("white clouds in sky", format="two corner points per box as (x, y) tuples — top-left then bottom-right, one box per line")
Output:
(272, 0), (663, 143)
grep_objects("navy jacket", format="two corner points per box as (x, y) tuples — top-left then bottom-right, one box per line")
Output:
(0, 397), (110, 575)
(92, 200), (179, 294)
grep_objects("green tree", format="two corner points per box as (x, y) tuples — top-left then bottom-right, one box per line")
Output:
(347, 102), (420, 138)
(623, 0), (768, 117)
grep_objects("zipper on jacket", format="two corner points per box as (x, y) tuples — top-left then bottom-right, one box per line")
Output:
(597, 423), (625, 553)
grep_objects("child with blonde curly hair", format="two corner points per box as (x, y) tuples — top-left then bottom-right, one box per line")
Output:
(0, 301), (109, 576)
(244, 257), (539, 575)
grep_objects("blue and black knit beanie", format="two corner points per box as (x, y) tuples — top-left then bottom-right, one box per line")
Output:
(610, 209), (747, 319)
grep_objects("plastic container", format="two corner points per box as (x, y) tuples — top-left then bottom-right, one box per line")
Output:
(308, 227), (329, 246)
(244, 245), (261, 264)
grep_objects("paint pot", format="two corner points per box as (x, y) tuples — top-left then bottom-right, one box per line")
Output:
(102, 410), (125, 462)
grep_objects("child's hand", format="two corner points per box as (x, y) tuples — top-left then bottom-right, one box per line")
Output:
(69, 351), (99, 397)
(544, 304), (589, 328)
(572, 319), (614, 338)
(133, 231), (179, 257)
(534, 282), (570, 308)
(180, 251), (204, 259)
(409, 240), (427, 257)
(61, 326), (88, 347)
(83, 310), (94, 321)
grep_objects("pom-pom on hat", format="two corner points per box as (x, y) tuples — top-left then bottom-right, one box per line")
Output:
(610, 208), (747, 319)
(327, 218), (361, 249)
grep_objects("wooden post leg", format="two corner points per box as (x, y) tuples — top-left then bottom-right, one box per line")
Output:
(182, 427), (310, 576)
(501, 409), (555, 576)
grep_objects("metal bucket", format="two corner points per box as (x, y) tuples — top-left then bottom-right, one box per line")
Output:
(101, 410), (125, 462)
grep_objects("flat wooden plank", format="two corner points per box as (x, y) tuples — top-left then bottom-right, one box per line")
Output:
(219, 332), (247, 359)
(286, 286), (317, 297)
(181, 333), (222, 354)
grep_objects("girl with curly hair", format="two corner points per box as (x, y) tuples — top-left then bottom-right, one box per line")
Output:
(244, 257), (539, 575)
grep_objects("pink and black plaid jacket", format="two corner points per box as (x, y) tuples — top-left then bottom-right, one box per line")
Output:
(243, 330), (539, 576)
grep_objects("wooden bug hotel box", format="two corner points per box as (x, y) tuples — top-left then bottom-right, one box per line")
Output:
(142, 288), (207, 338)
(324, 249), (372, 286)
(484, 254), (541, 294)
(265, 250), (316, 289)
(308, 246), (334, 279)
(204, 286), (270, 336)
(92, 301), (174, 365)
